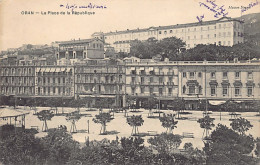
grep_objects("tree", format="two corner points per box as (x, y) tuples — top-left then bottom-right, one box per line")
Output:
(69, 99), (88, 112)
(0, 130), (47, 165)
(130, 37), (185, 60)
(205, 124), (256, 165)
(197, 115), (215, 139)
(148, 133), (182, 154)
(40, 128), (80, 165)
(66, 111), (82, 133)
(230, 117), (253, 135)
(95, 98), (115, 109)
(93, 112), (113, 134)
(37, 110), (54, 132)
(46, 98), (62, 113)
(127, 115), (144, 135)
(159, 113), (178, 133)
(143, 96), (158, 110)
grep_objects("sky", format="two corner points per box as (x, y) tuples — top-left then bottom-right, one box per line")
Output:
(0, 0), (259, 51)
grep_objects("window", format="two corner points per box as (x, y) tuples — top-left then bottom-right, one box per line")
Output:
(168, 76), (173, 82)
(190, 72), (195, 78)
(159, 31), (162, 34)
(53, 87), (55, 94)
(211, 86), (216, 95)
(149, 87), (153, 94)
(234, 32), (236, 37)
(183, 72), (186, 77)
(223, 72), (228, 78)
(194, 35), (196, 39)
(211, 72), (216, 78)
(183, 85), (186, 94)
(188, 36), (190, 40)
(235, 72), (240, 79)
(248, 72), (253, 79)
(201, 35), (203, 39)
(159, 88), (163, 96)
(214, 34), (216, 38)
(199, 86), (202, 94)
(53, 78), (55, 83)
(150, 77), (153, 83)
(164, 31), (167, 34)
(170, 30), (173, 33)
(141, 87), (144, 93)
(201, 27), (203, 31)
(247, 87), (253, 96)
(218, 41), (221, 45)
(131, 77), (135, 83)
(159, 77), (163, 83)
(194, 28), (196, 31)
(235, 87), (240, 96)
(141, 77), (144, 84)
(131, 87), (135, 95)
(198, 72), (202, 77)
(223, 87), (228, 95)
(168, 88), (172, 94)
(208, 34), (210, 38)
(189, 86), (195, 94)
(219, 24), (221, 28)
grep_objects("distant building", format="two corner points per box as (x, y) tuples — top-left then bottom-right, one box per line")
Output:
(93, 17), (244, 53)
(56, 38), (105, 60)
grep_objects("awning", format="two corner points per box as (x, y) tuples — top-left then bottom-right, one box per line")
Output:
(139, 67), (145, 70)
(0, 108), (29, 118)
(131, 67), (135, 70)
(209, 100), (226, 106)
(60, 68), (66, 72)
(66, 68), (72, 72)
(44, 68), (50, 72)
(149, 67), (154, 71)
(36, 68), (41, 72)
(49, 68), (56, 72)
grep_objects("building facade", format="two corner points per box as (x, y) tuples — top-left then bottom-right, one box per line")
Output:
(56, 38), (104, 60)
(92, 17), (244, 53)
(1, 58), (259, 108)
(74, 59), (125, 107)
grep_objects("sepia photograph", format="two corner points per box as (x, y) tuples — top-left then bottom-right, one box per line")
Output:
(0, 0), (260, 164)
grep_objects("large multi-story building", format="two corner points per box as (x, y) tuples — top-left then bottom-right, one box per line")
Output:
(34, 66), (74, 98)
(92, 17), (244, 53)
(74, 59), (125, 107)
(0, 58), (259, 109)
(0, 66), (35, 97)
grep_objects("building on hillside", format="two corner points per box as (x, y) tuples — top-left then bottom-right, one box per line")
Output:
(74, 59), (125, 107)
(56, 38), (104, 60)
(93, 17), (244, 53)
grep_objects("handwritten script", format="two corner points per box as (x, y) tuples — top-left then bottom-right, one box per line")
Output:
(241, 0), (259, 13)
(60, 3), (107, 12)
(198, 0), (228, 18)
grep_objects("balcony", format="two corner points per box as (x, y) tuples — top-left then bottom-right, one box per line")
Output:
(167, 72), (174, 75)
(167, 82), (174, 86)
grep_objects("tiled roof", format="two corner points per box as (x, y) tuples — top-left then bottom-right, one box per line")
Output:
(59, 38), (102, 45)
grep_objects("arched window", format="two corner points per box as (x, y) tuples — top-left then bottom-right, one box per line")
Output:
(183, 85), (186, 94)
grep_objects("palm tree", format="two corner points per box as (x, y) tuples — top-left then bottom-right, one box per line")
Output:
(37, 110), (54, 132)
(93, 112), (113, 134)
(159, 113), (178, 133)
(127, 115), (144, 135)
(66, 111), (82, 133)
